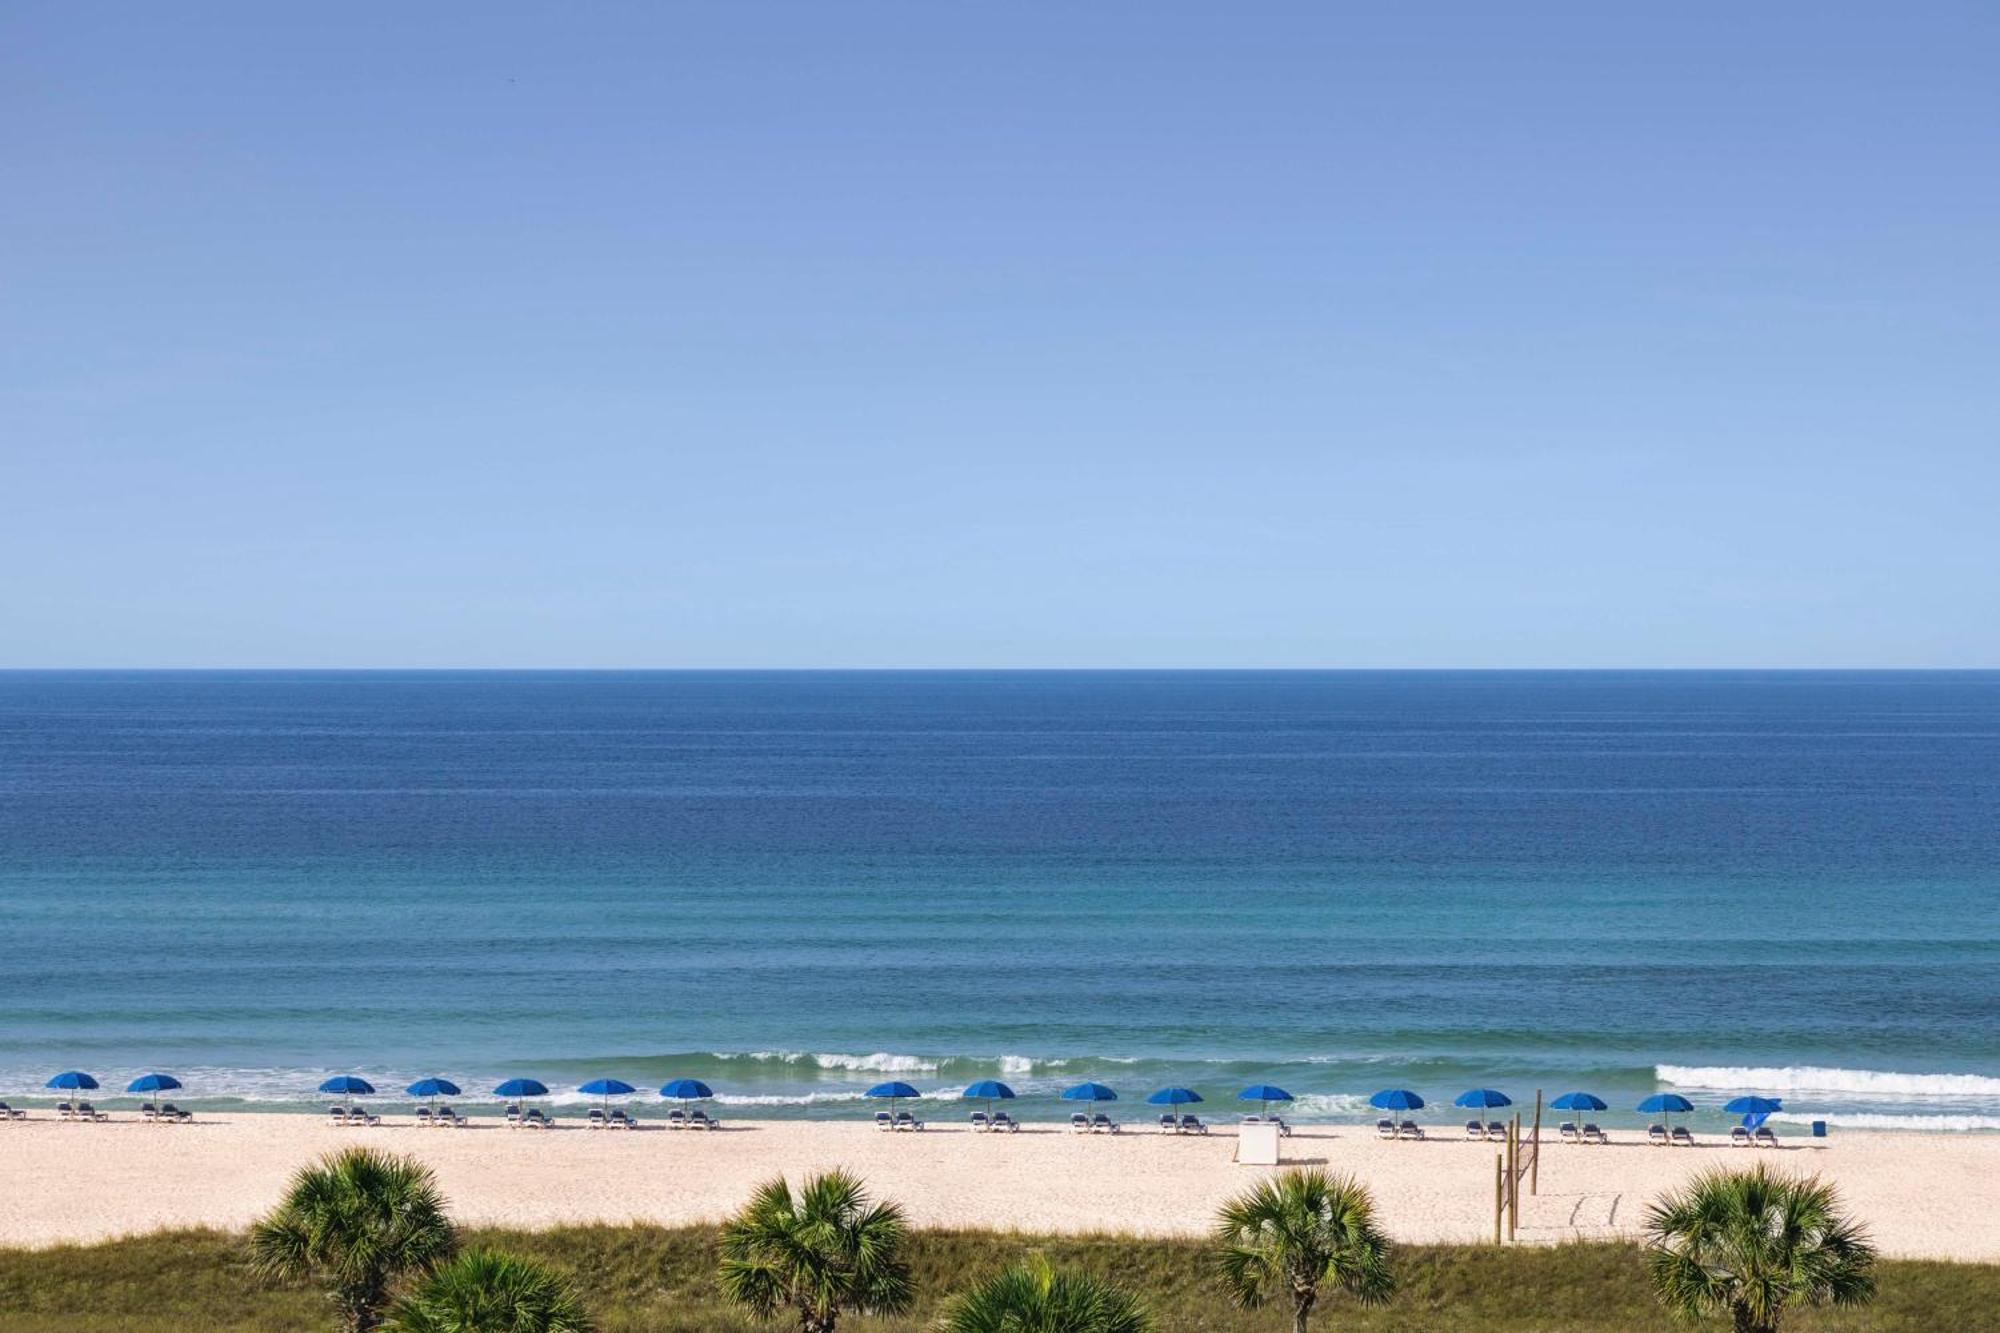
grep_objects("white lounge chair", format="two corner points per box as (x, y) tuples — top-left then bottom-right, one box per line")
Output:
(893, 1110), (922, 1131)
(1397, 1120), (1424, 1140)
(1754, 1126), (1780, 1148)
(1375, 1118), (1397, 1139)
(667, 1108), (688, 1129)
(969, 1111), (990, 1132)
(874, 1110), (894, 1131)
(1671, 1126), (1696, 1147)
(1558, 1121), (1579, 1143)
(1069, 1112), (1092, 1133)
(1646, 1123), (1669, 1145)
(522, 1108), (552, 1129)
(0, 1102), (26, 1121)
(1091, 1113), (1118, 1134)
(608, 1110), (639, 1130)
(993, 1111), (1020, 1133)
(1730, 1125), (1753, 1147)
(1464, 1119), (1486, 1139)
(1179, 1114), (1207, 1135)
(1581, 1123), (1608, 1144)
(585, 1108), (607, 1129)
(689, 1109), (719, 1131)
(1159, 1113), (1179, 1133)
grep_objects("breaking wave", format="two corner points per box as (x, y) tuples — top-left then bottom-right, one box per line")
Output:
(1768, 1111), (2000, 1132)
(1658, 1065), (2000, 1098)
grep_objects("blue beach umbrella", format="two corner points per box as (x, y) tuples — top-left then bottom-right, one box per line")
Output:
(1723, 1095), (1783, 1115)
(1060, 1082), (1118, 1103)
(46, 1071), (100, 1092)
(658, 1078), (714, 1103)
(962, 1079), (1016, 1117)
(126, 1073), (182, 1101)
(1237, 1085), (1294, 1115)
(493, 1078), (549, 1099)
(865, 1081), (922, 1100)
(1369, 1089), (1425, 1112)
(1638, 1092), (1695, 1133)
(1725, 1095), (1783, 1129)
(1550, 1091), (1607, 1113)
(577, 1078), (636, 1114)
(406, 1077), (461, 1112)
(1454, 1089), (1513, 1110)
(1146, 1087), (1203, 1107)
(318, 1075), (375, 1114)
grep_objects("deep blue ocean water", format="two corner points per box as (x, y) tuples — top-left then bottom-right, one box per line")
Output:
(2, 670), (1996, 1129)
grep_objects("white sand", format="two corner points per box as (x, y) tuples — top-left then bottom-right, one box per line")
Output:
(1, 1113), (1994, 1261)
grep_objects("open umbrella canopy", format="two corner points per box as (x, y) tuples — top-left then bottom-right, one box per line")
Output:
(1550, 1091), (1607, 1112)
(493, 1078), (548, 1099)
(46, 1071), (100, 1091)
(865, 1081), (922, 1099)
(1060, 1082), (1118, 1102)
(1370, 1089), (1424, 1111)
(1454, 1089), (1513, 1109)
(405, 1078), (461, 1098)
(1146, 1087), (1203, 1106)
(1637, 1093), (1694, 1114)
(659, 1078), (713, 1100)
(125, 1073), (181, 1094)
(1723, 1095), (1783, 1115)
(1237, 1085), (1294, 1104)
(577, 1078), (636, 1097)
(318, 1076), (375, 1096)
(962, 1080), (1016, 1101)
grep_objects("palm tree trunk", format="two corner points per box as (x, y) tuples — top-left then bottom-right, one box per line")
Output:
(1291, 1287), (1317, 1333)
(1731, 1303), (1775, 1333)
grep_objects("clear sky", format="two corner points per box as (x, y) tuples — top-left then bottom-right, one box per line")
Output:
(3, 2), (1995, 667)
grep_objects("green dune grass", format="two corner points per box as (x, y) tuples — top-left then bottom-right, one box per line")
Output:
(0, 1226), (1992, 1333)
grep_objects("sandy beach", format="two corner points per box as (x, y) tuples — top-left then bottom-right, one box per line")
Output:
(1, 1113), (1993, 1261)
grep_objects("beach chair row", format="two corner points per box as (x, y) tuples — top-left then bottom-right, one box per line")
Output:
(0, 1100), (193, 1124)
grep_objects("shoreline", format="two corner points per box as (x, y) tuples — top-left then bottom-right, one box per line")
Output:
(3, 1113), (1994, 1262)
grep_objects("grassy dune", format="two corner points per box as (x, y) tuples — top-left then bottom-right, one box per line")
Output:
(1, 1226), (1993, 1332)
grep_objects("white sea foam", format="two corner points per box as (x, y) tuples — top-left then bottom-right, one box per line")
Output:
(713, 1091), (870, 1107)
(1658, 1065), (2000, 1098)
(1768, 1112), (2000, 1132)
(810, 1052), (940, 1073)
(1283, 1093), (1370, 1117)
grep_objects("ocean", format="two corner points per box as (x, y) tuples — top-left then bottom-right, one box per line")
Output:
(1, 670), (1995, 1131)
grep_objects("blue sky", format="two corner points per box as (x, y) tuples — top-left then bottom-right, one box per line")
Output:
(3, 2), (1995, 667)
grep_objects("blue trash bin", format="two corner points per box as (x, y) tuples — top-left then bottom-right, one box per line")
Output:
(1811, 1120), (1827, 1137)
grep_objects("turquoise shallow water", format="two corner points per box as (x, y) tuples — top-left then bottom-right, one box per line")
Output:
(1, 670), (1996, 1129)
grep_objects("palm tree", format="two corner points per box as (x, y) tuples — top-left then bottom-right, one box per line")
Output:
(249, 1147), (459, 1333)
(717, 1169), (914, 1333)
(1645, 1164), (1877, 1333)
(383, 1249), (593, 1333)
(938, 1255), (1153, 1333)
(1212, 1169), (1394, 1333)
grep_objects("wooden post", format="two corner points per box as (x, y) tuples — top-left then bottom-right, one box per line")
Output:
(1531, 1090), (1542, 1196)
(1494, 1152), (1504, 1244)
(1507, 1118), (1519, 1241)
